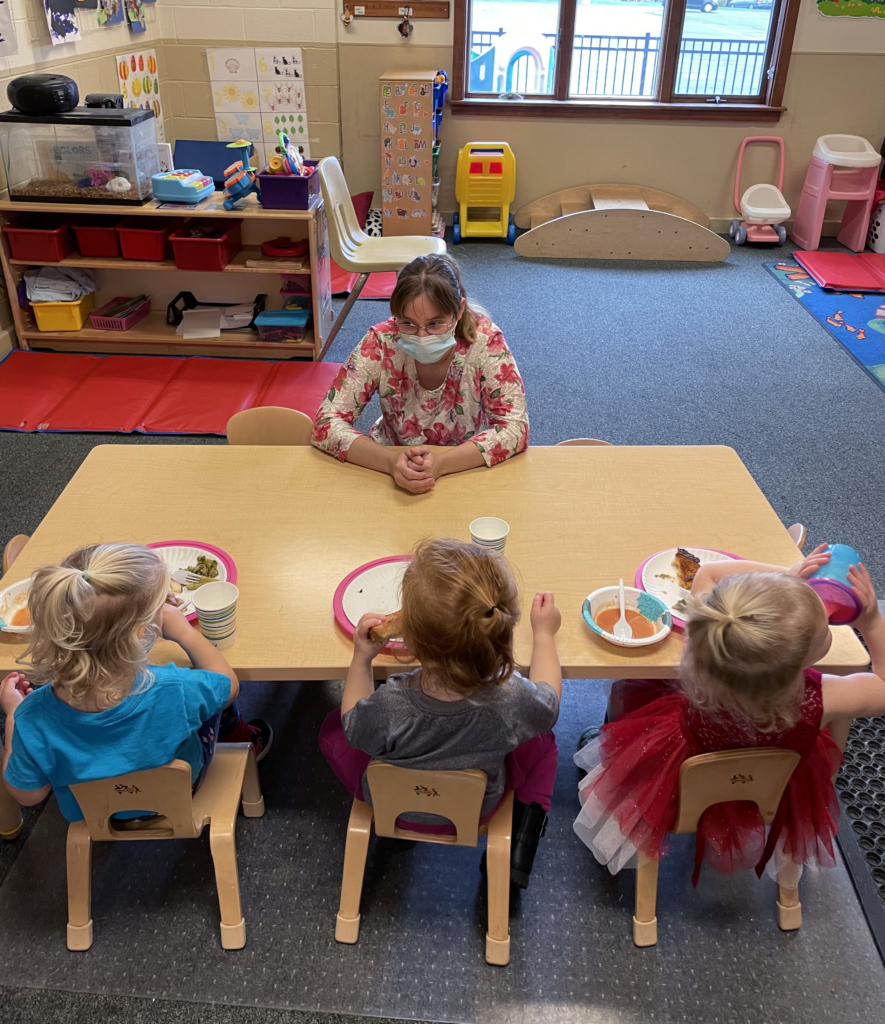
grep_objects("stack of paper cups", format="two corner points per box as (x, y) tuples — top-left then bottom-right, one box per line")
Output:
(469, 517), (510, 555)
(191, 581), (239, 650)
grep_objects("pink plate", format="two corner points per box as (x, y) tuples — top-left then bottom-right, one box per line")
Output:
(333, 555), (412, 654)
(634, 547), (743, 631)
(148, 539), (238, 622)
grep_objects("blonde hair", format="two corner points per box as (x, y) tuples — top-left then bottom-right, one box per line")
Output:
(680, 572), (828, 733)
(390, 254), (488, 345)
(401, 538), (520, 697)
(19, 543), (169, 709)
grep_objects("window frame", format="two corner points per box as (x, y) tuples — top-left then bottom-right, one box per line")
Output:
(452, 0), (801, 121)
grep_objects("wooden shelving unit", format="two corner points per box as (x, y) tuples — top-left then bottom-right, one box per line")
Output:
(0, 192), (334, 361)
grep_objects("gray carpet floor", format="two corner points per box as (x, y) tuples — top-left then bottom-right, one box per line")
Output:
(1, 239), (885, 1023)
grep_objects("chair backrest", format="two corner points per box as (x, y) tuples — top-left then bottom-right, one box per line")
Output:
(70, 760), (199, 841)
(318, 156), (369, 271)
(226, 406), (314, 446)
(366, 761), (487, 847)
(556, 438), (613, 447)
(672, 748), (801, 835)
(2, 534), (29, 574)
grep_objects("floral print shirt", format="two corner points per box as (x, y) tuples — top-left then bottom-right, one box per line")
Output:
(311, 316), (529, 467)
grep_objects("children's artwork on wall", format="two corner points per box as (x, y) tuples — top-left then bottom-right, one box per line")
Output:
(124, 0), (145, 33)
(78, 0), (100, 9)
(45, 0), (81, 45)
(0, 1), (18, 57)
(116, 49), (165, 142)
(98, 0), (125, 26)
(817, 0), (885, 15)
(208, 48), (310, 163)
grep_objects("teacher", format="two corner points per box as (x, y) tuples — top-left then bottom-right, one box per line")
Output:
(311, 254), (529, 494)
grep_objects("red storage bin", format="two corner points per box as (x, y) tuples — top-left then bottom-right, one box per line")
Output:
(116, 217), (180, 261)
(3, 216), (74, 262)
(72, 217), (123, 258)
(169, 219), (242, 272)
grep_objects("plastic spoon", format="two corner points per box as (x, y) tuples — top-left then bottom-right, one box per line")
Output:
(613, 578), (633, 640)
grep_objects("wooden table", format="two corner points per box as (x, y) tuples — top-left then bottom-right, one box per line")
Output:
(0, 444), (868, 679)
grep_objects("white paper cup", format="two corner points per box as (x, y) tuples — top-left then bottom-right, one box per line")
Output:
(469, 517), (510, 554)
(192, 581), (238, 649)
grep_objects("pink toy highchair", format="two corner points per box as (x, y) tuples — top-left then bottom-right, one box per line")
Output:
(729, 136), (790, 246)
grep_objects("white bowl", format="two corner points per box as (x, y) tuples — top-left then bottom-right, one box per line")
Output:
(582, 585), (672, 648)
(0, 577), (34, 634)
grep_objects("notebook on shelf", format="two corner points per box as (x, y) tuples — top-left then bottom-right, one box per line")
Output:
(794, 251), (885, 292)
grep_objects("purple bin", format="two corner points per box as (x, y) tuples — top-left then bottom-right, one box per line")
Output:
(257, 160), (320, 210)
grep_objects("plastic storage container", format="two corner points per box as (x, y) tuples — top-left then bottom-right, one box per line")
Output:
(257, 160), (320, 210)
(116, 217), (180, 261)
(169, 219), (242, 271)
(72, 216), (123, 258)
(89, 295), (151, 331)
(254, 309), (311, 341)
(3, 216), (74, 261)
(31, 293), (94, 332)
(807, 543), (864, 625)
(0, 108), (159, 205)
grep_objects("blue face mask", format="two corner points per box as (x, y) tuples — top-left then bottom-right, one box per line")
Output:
(396, 326), (457, 364)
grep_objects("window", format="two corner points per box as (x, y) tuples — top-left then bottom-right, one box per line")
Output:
(453, 0), (801, 120)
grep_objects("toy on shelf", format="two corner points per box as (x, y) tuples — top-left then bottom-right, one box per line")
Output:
(151, 169), (215, 204)
(453, 142), (516, 245)
(513, 184), (729, 262)
(222, 139), (260, 211)
(729, 137), (790, 246)
(260, 237), (309, 259)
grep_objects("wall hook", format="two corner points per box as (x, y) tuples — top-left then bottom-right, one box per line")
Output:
(397, 10), (412, 38)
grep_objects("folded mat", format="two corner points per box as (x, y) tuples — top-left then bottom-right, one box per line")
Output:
(0, 350), (341, 434)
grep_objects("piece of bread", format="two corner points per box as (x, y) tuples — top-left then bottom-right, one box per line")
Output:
(672, 548), (701, 591)
(368, 610), (403, 644)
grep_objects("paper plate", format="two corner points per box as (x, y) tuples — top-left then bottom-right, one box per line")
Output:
(147, 540), (237, 622)
(0, 577), (34, 634)
(635, 547), (742, 629)
(333, 556), (411, 653)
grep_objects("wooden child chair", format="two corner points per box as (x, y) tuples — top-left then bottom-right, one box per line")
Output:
(66, 744), (264, 952)
(0, 533), (30, 841)
(632, 747), (801, 946)
(226, 406), (313, 446)
(556, 438), (613, 446)
(335, 761), (514, 965)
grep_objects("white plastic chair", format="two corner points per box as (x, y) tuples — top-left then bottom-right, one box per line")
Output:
(317, 157), (446, 358)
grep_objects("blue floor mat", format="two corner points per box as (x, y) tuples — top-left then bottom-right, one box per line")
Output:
(765, 260), (885, 392)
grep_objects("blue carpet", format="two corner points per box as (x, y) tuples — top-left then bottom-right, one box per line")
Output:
(765, 260), (885, 392)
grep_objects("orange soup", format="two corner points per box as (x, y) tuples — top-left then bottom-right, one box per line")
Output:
(594, 607), (656, 639)
(10, 606), (31, 627)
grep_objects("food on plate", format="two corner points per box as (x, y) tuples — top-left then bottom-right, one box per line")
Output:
(183, 555), (219, 590)
(10, 606), (31, 627)
(672, 548), (701, 591)
(594, 606), (654, 640)
(368, 610), (404, 644)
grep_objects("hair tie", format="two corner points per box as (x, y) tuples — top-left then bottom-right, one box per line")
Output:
(485, 604), (499, 617)
(82, 571), (90, 581)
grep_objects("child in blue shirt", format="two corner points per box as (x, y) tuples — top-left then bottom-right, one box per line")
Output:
(1, 542), (272, 822)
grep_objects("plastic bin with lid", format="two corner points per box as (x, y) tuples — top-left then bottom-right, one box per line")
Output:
(254, 309), (311, 342)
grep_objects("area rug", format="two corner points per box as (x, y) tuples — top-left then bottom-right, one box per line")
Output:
(765, 260), (885, 392)
(0, 350), (341, 434)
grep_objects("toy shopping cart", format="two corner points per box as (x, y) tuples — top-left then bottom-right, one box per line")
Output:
(729, 136), (790, 246)
(453, 142), (516, 244)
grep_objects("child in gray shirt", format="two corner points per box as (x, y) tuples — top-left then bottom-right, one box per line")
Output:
(319, 537), (562, 889)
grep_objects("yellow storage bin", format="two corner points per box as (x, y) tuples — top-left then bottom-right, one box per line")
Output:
(31, 292), (94, 332)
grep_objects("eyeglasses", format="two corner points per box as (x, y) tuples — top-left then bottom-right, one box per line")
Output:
(393, 316), (457, 336)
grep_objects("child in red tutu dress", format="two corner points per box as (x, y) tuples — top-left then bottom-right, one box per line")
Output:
(574, 547), (885, 889)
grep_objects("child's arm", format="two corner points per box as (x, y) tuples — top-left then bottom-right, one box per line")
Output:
(161, 603), (240, 705)
(529, 592), (562, 699)
(341, 613), (385, 716)
(1, 672), (50, 807)
(692, 544), (832, 598)
(822, 563), (885, 733)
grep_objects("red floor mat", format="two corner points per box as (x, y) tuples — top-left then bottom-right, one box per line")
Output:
(0, 350), (341, 435)
(330, 259), (397, 299)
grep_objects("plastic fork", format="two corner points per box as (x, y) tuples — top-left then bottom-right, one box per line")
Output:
(171, 569), (201, 586)
(613, 578), (633, 640)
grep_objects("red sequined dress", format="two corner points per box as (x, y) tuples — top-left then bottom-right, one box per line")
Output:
(573, 670), (841, 882)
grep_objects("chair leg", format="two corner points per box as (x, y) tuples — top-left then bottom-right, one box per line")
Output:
(66, 821), (94, 951)
(0, 781), (22, 841)
(318, 273), (369, 360)
(484, 791), (513, 966)
(777, 884), (802, 931)
(240, 747), (265, 819)
(336, 798), (373, 944)
(633, 851), (659, 947)
(209, 825), (246, 949)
